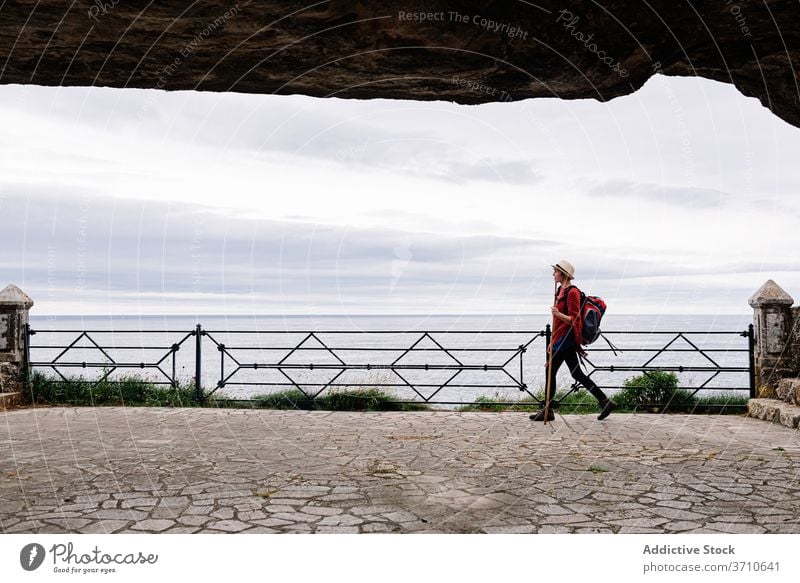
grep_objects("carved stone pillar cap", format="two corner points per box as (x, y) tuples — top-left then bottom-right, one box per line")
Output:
(748, 280), (794, 308)
(0, 284), (34, 308)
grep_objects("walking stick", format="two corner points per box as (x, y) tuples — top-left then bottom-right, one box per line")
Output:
(543, 279), (558, 426)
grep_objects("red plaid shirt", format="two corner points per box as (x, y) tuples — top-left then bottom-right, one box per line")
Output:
(552, 285), (583, 350)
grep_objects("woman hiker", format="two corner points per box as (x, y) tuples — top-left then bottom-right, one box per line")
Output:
(530, 260), (616, 422)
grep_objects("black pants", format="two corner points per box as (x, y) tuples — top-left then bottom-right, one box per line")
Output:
(546, 346), (608, 406)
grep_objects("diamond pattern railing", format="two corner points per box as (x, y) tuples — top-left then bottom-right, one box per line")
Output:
(201, 329), (545, 404)
(27, 328), (196, 387)
(579, 328), (755, 400)
(26, 324), (755, 406)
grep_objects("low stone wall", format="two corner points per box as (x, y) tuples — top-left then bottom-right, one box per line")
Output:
(747, 378), (800, 429)
(776, 377), (800, 405)
(0, 363), (23, 410)
(792, 306), (800, 375)
(0, 362), (21, 393)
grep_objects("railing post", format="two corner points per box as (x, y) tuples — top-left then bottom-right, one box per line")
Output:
(544, 324), (551, 399)
(544, 324), (551, 356)
(747, 323), (756, 398)
(23, 323), (32, 387)
(195, 324), (203, 403)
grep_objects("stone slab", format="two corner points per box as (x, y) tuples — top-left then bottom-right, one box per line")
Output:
(748, 398), (800, 429)
(0, 392), (21, 411)
(776, 378), (800, 403)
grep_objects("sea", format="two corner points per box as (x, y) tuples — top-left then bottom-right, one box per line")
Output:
(28, 313), (754, 406)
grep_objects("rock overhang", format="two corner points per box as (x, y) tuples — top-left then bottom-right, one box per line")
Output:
(0, 1), (797, 128)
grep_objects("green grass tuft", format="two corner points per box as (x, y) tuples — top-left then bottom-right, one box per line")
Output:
(614, 371), (693, 412)
(457, 381), (747, 414)
(458, 388), (602, 414)
(253, 388), (428, 411)
(26, 373), (428, 411)
(25, 371), (747, 414)
(27, 372), (198, 407)
(614, 371), (748, 413)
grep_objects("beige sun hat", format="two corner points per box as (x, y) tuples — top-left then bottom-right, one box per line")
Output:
(551, 260), (575, 279)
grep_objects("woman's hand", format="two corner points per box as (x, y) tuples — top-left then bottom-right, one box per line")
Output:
(551, 307), (571, 323)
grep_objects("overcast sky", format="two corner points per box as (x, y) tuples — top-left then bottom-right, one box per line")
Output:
(1, 75), (798, 316)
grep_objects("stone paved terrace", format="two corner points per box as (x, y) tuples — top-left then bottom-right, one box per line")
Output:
(1, 407), (799, 534)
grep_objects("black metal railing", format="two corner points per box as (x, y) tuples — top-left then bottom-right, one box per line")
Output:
(25, 323), (755, 407)
(26, 326), (196, 388)
(198, 328), (545, 405)
(580, 326), (755, 400)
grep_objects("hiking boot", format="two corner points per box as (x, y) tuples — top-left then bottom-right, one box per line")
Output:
(529, 409), (555, 422)
(597, 400), (617, 420)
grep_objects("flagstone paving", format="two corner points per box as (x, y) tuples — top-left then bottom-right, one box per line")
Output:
(1, 407), (798, 534)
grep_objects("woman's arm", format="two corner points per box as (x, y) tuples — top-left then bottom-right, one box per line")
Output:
(565, 287), (581, 321)
(551, 307), (572, 323)
(551, 287), (579, 323)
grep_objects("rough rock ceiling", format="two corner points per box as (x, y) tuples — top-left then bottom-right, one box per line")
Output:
(1, 1), (798, 127)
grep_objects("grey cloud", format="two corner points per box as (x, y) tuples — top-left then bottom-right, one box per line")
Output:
(0, 188), (556, 310)
(241, 124), (543, 185)
(574, 256), (800, 284)
(3, 186), (777, 313)
(7, 86), (541, 186)
(443, 159), (542, 185)
(590, 180), (730, 209)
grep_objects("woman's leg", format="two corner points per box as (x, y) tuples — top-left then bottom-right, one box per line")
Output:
(532, 349), (567, 420)
(562, 348), (608, 404)
(546, 349), (567, 407)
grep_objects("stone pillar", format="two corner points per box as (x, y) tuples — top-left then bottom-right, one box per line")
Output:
(792, 305), (800, 375)
(0, 284), (34, 396)
(748, 280), (795, 395)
